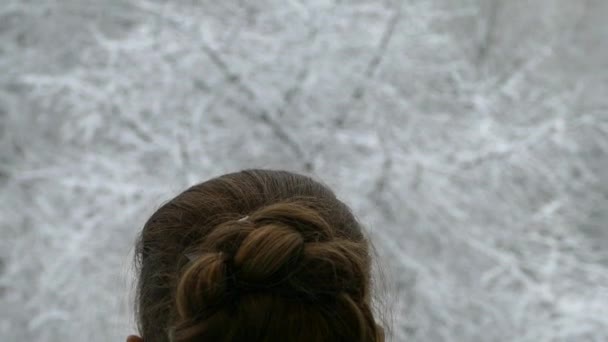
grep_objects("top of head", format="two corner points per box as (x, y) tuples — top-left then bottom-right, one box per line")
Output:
(135, 169), (383, 342)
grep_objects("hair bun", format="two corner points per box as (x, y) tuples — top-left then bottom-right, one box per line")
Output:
(175, 200), (370, 319)
(139, 170), (383, 342)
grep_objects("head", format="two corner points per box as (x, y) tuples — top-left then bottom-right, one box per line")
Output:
(131, 169), (385, 342)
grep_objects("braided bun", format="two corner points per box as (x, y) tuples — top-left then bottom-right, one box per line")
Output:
(135, 170), (385, 342)
(172, 201), (378, 342)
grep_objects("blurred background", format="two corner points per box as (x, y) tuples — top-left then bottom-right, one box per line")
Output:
(1, 0), (607, 341)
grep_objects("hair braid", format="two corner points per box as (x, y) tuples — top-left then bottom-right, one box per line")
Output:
(135, 170), (387, 342)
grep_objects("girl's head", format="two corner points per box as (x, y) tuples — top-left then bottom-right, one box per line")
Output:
(132, 169), (385, 342)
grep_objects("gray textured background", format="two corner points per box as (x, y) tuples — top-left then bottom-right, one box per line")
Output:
(1, 0), (607, 341)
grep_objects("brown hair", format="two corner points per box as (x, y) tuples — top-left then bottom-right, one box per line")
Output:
(134, 169), (386, 341)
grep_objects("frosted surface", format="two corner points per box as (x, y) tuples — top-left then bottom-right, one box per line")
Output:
(1, 0), (607, 341)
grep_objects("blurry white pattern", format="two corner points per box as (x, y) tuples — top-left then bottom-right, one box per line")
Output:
(1, 0), (607, 341)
